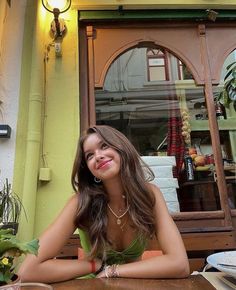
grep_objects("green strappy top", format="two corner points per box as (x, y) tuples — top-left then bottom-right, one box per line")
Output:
(78, 229), (147, 265)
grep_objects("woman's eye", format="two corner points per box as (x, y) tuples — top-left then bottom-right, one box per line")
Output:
(101, 143), (108, 149)
(86, 153), (93, 160)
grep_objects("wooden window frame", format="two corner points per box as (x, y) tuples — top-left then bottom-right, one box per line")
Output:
(146, 48), (170, 81)
(79, 21), (236, 232)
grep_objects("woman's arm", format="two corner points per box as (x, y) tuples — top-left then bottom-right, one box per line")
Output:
(18, 194), (101, 283)
(98, 184), (190, 279)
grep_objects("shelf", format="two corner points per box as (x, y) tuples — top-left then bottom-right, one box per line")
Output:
(190, 118), (236, 131)
(181, 180), (216, 187)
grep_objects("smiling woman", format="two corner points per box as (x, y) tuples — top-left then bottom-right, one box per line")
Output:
(83, 132), (121, 182)
(18, 125), (189, 283)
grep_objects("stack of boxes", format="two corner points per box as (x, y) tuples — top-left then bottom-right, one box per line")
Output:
(141, 156), (180, 213)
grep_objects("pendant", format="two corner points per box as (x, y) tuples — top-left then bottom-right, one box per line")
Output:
(117, 218), (121, 225)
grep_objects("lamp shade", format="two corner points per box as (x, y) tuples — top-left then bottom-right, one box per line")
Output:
(42, 0), (71, 13)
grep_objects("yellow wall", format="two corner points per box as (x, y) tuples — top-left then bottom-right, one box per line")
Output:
(73, 0), (236, 9)
(15, 0), (79, 239)
(33, 5), (80, 237)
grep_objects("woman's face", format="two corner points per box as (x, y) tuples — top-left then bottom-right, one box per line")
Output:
(83, 133), (121, 182)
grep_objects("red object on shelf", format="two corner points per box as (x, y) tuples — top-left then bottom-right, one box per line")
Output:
(205, 154), (214, 165)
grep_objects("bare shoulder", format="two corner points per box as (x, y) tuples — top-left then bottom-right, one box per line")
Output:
(66, 193), (79, 208)
(55, 193), (80, 222)
(147, 182), (161, 193)
(147, 183), (164, 201)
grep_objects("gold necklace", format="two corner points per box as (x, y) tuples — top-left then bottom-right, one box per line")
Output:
(107, 204), (130, 225)
(120, 218), (128, 231)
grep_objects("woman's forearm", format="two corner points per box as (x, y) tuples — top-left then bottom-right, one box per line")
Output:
(98, 254), (189, 279)
(18, 257), (100, 283)
(119, 255), (189, 278)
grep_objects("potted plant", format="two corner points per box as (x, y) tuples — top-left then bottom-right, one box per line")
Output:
(0, 228), (39, 287)
(0, 179), (26, 234)
(217, 61), (236, 110)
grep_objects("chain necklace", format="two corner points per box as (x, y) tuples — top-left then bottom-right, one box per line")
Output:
(107, 203), (130, 225)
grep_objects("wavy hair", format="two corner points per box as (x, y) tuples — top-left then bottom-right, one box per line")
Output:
(71, 125), (156, 258)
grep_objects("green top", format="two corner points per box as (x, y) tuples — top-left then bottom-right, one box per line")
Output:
(78, 229), (147, 265)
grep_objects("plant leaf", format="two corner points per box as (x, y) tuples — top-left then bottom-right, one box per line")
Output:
(0, 228), (14, 237)
(0, 235), (39, 257)
(226, 61), (236, 70)
(232, 70), (236, 78)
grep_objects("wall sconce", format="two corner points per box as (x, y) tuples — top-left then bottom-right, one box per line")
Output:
(0, 124), (11, 138)
(206, 9), (218, 22)
(42, 0), (71, 56)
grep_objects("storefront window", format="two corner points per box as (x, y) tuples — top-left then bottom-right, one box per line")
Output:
(95, 45), (221, 213)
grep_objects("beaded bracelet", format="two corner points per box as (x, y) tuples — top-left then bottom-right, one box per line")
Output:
(104, 264), (120, 278)
(104, 265), (111, 278)
(111, 264), (119, 278)
(90, 260), (96, 273)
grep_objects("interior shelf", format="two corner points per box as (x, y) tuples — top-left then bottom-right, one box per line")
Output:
(190, 118), (236, 131)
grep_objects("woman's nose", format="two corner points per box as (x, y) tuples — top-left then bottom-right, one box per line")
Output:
(95, 150), (104, 161)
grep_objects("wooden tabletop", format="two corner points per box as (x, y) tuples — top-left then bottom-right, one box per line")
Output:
(51, 275), (216, 290)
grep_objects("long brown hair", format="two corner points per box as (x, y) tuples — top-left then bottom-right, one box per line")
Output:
(71, 125), (156, 258)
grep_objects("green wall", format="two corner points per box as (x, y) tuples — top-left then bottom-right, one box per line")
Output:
(14, 0), (79, 239)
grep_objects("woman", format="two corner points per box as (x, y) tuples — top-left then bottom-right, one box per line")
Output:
(18, 125), (190, 282)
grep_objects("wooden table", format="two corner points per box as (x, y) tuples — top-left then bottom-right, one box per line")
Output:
(51, 275), (216, 290)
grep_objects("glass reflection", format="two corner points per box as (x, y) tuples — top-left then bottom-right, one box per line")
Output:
(214, 49), (236, 208)
(95, 45), (221, 212)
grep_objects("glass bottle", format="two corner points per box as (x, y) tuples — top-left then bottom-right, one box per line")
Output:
(184, 148), (194, 181)
(215, 102), (224, 120)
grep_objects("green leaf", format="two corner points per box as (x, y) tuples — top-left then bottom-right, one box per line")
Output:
(0, 234), (39, 257)
(232, 70), (236, 78)
(226, 61), (236, 70)
(15, 239), (39, 256)
(0, 178), (27, 224)
(0, 229), (14, 237)
(224, 69), (234, 81)
(225, 78), (233, 89)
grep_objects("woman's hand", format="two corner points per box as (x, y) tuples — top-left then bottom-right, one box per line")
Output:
(96, 270), (106, 278)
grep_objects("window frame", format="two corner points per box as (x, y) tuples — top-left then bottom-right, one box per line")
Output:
(79, 20), (235, 231)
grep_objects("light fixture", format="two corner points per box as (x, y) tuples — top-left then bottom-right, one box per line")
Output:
(0, 124), (11, 138)
(42, 0), (71, 40)
(206, 9), (218, 22)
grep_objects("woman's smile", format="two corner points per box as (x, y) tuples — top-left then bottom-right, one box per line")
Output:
(97, 159), (112, 170)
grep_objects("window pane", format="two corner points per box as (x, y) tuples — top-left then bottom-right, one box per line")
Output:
(95, 46), (221, 213)
(149, 58), (165, 66)
(213, 48), (236, 208)
(149, 67), (166, 81)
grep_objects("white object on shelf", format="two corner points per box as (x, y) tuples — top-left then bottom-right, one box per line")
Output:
(141, 156), (180, 213)
(161, 188), (179, 202)
(149, 165), (173, 178)
(142, 156), (176, 166)
(166, 201), (180, 213)
(151, 177), (179, 189)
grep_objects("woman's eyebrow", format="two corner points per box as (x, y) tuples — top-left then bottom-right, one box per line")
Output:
(84, 140), (103, 155)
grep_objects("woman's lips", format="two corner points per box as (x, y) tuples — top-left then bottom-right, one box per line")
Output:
(97, 160), (112, 169)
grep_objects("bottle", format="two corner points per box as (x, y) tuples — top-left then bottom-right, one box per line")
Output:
(215, 102), (224, 120)
(184, 149), (194, 181)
